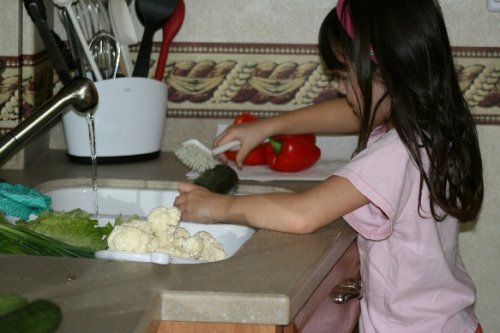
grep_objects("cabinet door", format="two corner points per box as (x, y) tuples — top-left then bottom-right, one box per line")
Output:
(293, 241), (360, 333)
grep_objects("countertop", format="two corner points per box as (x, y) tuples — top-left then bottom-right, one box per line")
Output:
(0, 150), (356, 333)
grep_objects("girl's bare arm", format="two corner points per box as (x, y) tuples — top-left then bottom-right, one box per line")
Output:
(215, 98), (358, 167)
(258, 98), (359, 137)
(175, 175), (368, 234)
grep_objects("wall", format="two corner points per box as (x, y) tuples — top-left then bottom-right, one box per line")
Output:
(1, 0), (499, 330)
(0, 0), (56, 168)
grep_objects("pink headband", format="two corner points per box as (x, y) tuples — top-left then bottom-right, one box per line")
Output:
(336, 0), (377, 63)
(336, 0), (354, 39)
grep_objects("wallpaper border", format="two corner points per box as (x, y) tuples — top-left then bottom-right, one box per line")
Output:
(160, 43), (500, 125)
(1, 43), (499, 133)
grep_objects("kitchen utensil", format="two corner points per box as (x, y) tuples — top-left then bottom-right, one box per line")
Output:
(23, 0), (72, 85)
(89, 30), (121, 79)
(108, 0), (138, 76)
(74, 0), (93, 40)
(72, 0), (113, 77)
(175, 139), (241, 172)
(77, 0), (111, 37)
(132, 0), (179, 77)
(154, 0), (185, 80)
(58, 7), (85, 76)
(52, 0), (104, 81)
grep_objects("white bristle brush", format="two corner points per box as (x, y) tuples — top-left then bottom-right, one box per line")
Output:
(175, 139), (241, 172)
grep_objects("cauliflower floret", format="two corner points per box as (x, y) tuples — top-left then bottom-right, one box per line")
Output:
(107, 220), (158, 252)
(165, 236), (205, 259)
(107, 206), (226, 262)
(170, 229), (190, 256)
(173, 227), (190, 239)
(157, 227), (190, 253)
(154, 226), (178, 250)
(148, 207), (181, 245)
(185, 237), (205, 259)
(193, 231), (226, 262)
(148, 207), (181, 228)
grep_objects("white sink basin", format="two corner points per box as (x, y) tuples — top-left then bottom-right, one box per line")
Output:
(43, 185), (256, 263)
(47, 186), (180, 217)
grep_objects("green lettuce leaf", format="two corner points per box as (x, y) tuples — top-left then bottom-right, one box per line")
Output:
(16, 209), (113, 251)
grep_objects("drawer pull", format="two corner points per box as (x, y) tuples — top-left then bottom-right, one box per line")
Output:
(330, 278), (361, 304)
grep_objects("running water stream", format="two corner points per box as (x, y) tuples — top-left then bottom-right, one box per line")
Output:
(85, 113), (99, 217)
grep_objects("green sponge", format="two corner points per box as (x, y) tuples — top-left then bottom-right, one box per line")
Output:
(0, 183), (52, 220)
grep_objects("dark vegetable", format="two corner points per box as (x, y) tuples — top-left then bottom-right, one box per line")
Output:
(265, 134), (321, 172)
(0, 223), (95, 258)
(0, 294), (28, 316)
(0, 299), (62, 333)
(193, 164), (239, 194)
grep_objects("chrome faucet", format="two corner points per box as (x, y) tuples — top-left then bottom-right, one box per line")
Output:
(0, 77), (98, 162)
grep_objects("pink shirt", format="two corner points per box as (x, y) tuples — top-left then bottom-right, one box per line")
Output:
(333, 127), (478, 333)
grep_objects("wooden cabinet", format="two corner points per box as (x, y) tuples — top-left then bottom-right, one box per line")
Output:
(156, 241), (360, 333)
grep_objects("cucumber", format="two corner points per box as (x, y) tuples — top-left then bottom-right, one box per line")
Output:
(0, 299), (62, 333)
(0, 294), (28, 316)
(193, 164), (239, 194)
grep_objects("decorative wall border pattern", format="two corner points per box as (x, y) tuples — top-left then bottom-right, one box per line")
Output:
(159, 43), (500, 125)
(0, 53), (54, 135)
(1, 43), (499, 134)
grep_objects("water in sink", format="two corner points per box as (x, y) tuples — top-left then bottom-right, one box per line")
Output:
(44, 186), (255, 263)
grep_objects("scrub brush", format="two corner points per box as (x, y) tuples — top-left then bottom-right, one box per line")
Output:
(175, 139), (240, 172)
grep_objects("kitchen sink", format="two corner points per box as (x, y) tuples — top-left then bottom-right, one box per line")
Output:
(47, 185), (182, 218)
(38, 179), (289, 264)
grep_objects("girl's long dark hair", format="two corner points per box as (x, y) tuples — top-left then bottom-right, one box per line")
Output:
(320, 0), (483, 221)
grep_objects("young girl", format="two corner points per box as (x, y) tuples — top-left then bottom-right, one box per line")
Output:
(174, 0), (484, 331)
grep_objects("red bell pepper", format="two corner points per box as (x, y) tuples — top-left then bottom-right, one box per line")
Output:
(265, 134), (321, 172)
(224, 113), (268, 165)
(233, 113), (259, 125)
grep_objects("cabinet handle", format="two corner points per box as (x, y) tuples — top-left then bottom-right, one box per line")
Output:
(330, 278), (362, 304)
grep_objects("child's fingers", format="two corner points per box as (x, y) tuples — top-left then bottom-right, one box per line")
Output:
(178, 181), (195, 193)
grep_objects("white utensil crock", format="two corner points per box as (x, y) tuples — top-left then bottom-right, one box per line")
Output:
(62, 77), (167, 163)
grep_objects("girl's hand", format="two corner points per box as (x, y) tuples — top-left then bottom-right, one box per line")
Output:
(214, 120), (270, 169)
(174, 182), (226, 223)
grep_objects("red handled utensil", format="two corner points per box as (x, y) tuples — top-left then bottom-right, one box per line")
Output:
(154, 0), (185, 81)
(133, 0), (178, 77)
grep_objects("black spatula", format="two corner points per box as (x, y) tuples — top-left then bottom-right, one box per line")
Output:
(132, 0), (179, 77)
